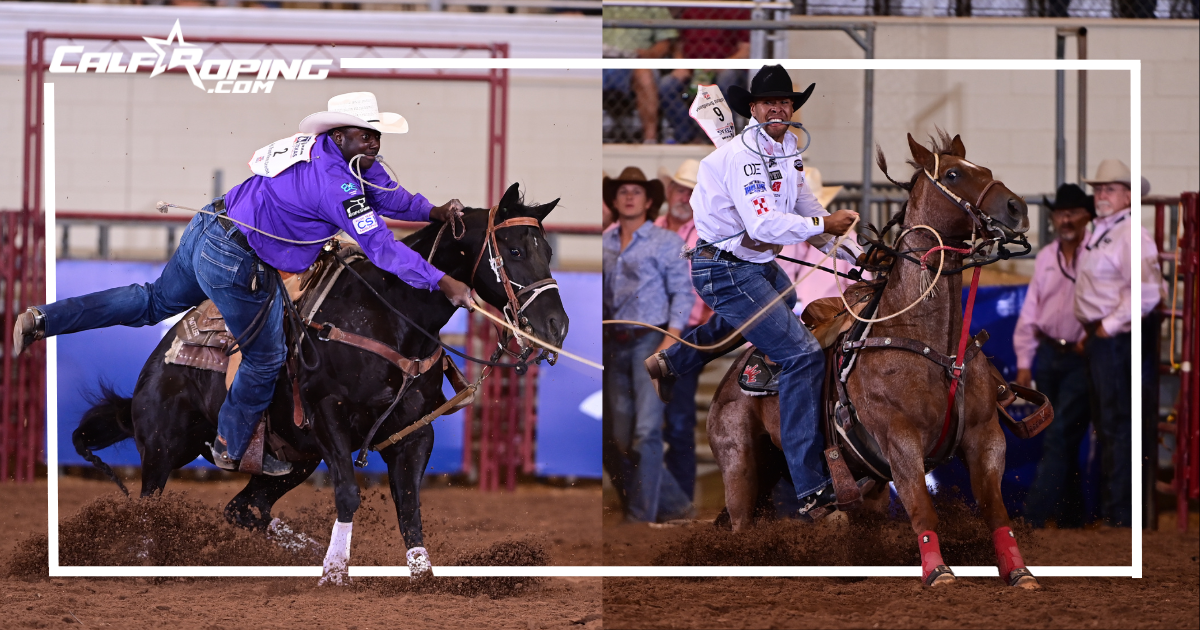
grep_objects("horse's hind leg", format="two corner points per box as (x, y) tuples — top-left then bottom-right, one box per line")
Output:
(383, 424), (435, 579)
(224, 459), (320, 530)
(884, 423), (955, 586)
(708, 397), (760, 532)
(961, 417), (1039, 589)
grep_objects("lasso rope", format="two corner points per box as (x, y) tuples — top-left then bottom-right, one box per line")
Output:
(469, 297), (603, 371)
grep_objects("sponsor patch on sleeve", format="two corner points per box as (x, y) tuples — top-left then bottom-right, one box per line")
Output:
(812, 216), (821, 227)
(743, 180), (768, 196)
(343, 194), (371, 219)
(352, 211), (380, 235)
(752, 196), (770, 216)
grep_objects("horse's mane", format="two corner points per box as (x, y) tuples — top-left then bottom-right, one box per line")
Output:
(875, 127), (958, 192)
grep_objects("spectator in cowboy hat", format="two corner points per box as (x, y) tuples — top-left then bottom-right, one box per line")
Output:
(1074, 158), (1163, 528)
(1016, 183), (1095, 528)
(603, 166), (696, 524)
(651, 159), (712, 500)
(12, 91), (472, 478)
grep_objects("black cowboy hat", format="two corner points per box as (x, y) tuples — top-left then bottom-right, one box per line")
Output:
(1042, 183), (1095, 217)
(603, 167), (665, 221)
(726, 64), (816, 119)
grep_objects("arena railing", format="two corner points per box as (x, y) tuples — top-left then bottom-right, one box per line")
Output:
(1151, 192), (1200, 532)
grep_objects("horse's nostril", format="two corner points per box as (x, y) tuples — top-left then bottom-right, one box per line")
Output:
(1007, 198), (1023, 215)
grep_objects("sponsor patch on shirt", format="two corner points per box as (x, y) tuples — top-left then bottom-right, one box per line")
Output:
(352, 211), (380, 235)
(343, 195), (372, 219)
(771, 181), (782, 192)
(794, 158), (804, 171)
(769, 170), (782, 181)
(743, 180), (767, 196)
(743, 163), (762, 176)
(752, 197), (770, 215)
(341, 182), (359, 195)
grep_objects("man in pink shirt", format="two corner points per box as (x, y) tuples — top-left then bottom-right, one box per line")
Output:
(1074, 159), (1162, 528)
(652, 159), (711, 500)
(1014, 184), (1093, 528)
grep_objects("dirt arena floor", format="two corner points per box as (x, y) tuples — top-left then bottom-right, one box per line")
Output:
(2, 476), (601, 629)
(602, 500), (1199, 629)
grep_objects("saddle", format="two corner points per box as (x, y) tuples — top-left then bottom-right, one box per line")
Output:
(164, 242), (476, 472)
(736, 282), (1054, 511)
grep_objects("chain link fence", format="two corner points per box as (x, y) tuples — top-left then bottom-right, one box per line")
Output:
(798, 0), (1196, 18)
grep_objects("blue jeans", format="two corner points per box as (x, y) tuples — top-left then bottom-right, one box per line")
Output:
(663, 258), (830, 500)
(663, 324), (701, 500)
(1086, 330), (1132, 527)
(1023, 342), (1092, 528)
(604, 329), (694, 523)
(42, 209), (286, 460)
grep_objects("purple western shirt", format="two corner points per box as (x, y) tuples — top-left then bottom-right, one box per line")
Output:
(225, 134), (444, 291)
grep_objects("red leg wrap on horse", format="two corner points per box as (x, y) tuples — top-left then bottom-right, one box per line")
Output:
(918, 530), (945, 580)
(992, 526), (1026, 579)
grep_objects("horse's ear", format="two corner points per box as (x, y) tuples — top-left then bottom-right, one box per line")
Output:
(498, 183), (521, 213)
(949, 134), (966, 158)
(528, 198), (560, 223)
(907, 133), (935, 171)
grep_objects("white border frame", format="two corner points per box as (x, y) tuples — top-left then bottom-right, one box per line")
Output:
(46, 57), (1141, 579)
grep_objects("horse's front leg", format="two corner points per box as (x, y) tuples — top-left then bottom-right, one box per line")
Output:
(879, 417), (955, 587)
(961, 406), (1040, 589)
(313, 397), (362, 586)
(383, 422), (435, 580)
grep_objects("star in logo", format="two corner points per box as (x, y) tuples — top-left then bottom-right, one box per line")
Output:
(143, 19), (196, 78)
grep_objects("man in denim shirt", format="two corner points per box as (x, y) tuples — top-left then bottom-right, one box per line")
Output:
(13, 93), (472, 476)
(603, 167), (695, 523)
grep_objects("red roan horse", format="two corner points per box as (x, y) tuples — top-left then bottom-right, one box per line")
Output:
(707, 132), (1042, 588)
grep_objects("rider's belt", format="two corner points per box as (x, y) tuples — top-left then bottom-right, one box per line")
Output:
(1035, 331), (1081, 353)
(692, 244), (744, 262)
(606, 324), (666, 343)
(212, 196), (252, 252)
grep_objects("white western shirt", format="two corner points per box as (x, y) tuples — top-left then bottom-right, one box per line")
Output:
(692, 120), (829, 263)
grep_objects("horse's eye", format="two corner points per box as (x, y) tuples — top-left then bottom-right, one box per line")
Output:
(510, 248), (522, 258)
(946, 170), (958, 181)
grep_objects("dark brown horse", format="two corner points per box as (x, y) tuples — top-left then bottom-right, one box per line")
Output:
(707, 132), (1040, 588)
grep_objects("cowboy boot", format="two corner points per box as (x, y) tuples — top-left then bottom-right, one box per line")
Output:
(644, 351), (676, 404)
(12, 307), (45, 356)
(208, 436), (294, 476)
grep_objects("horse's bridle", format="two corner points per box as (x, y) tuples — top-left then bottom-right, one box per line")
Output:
(922, 153), (1018, 243)
(468, 205), (561, 365)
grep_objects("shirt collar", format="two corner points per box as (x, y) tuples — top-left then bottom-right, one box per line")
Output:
(1091, 207), (1130, 231)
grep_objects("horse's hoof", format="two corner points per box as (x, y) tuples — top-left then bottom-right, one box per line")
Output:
(1008, 567), (1040, 589)
(407, 546), (433, 581)
(317, 570), (350, 587)
(923, 565), (956, 587)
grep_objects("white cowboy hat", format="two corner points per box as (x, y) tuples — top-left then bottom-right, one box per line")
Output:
(1084, 158), (1152, 195)
(670, 159), (700, 189)
(298, 92), (409, 135)
(805, 167), (843, 209)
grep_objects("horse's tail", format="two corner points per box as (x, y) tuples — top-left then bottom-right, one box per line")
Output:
(72, 383), (134, 497)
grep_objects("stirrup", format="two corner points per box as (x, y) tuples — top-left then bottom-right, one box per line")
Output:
(259, 452), (293, 477)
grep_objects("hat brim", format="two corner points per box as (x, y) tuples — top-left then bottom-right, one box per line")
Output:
(814, 185), (842, 209)
(603, 177), (665, 216)
(726, 83), (815, 119)
(299, 111), (409, 135)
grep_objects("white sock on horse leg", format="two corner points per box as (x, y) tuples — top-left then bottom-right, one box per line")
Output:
(320, 520), (353, 584)
(406, 546), (432, 579)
